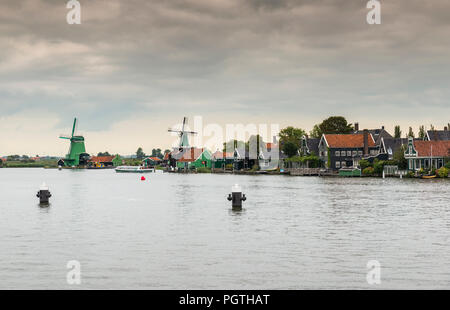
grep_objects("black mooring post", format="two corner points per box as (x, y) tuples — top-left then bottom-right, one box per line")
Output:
(36, 183), (51, 205)
(227, 184), (246, 210)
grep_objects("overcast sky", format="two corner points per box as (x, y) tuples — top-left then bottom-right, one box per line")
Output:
(1, 0), (449, 156)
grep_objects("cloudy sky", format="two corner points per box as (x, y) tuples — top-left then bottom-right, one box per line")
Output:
(0, 0), (449, 156)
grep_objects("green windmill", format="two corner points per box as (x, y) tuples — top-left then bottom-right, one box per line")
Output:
(58, 118), (90, 167)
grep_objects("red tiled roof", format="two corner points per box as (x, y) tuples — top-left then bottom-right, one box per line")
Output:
(145, 157), (161, 161)
(89, 156), (114, 162)
(211, 151), (233, 159)
(266, 143), (278, 149)
(413, 140), (450, 157)
(324, 134), (375, 148)
(178, 148), (204, 162)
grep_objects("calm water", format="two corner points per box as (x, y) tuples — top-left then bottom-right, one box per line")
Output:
(0, 168), (449, 289)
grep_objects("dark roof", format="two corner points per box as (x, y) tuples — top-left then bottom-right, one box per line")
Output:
(306, 138), (320, 155)
(381, 138), (409, 155)
(427, 130), (450, 141)
(354, 128), (393, 144)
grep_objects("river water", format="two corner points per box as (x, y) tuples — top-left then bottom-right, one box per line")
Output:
(0, 168), (449, 289)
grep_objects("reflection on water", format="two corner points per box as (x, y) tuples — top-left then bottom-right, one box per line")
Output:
(0, 168), (449, 289)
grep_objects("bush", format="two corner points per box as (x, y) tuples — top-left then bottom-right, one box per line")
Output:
(225, 164), (233, 170)
(362, 167), (374, 175)
(359, 159), (371, 170)
(445, 161), (450, 169)
(196, 167), (211, 173)
(373, 160), (385, 174)
(250, 164), (259, 172)
(436, 167), (449, 178)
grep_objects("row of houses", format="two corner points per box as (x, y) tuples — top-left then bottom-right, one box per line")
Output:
(305, 124), (450, 172)
(161, 125), (450, 173)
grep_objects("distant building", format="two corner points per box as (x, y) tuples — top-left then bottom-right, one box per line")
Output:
(353, 122), (393, 145)
(233, 147), (257, 171)
(142, 157), (161, 167)
(174, 148), (212, 170)
(379, 137), (410, 160)
(299, 135), (320, 156)
(425, 127), (450, 141)
(88, 155), (122, 168)
(318, 131), (378, 170)
(211, 151), (234, 170)
(404, 137), (450, 171)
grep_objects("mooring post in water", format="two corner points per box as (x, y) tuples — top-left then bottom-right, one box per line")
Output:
(227, 184), (246, 210)
(36, 182), (51, 205)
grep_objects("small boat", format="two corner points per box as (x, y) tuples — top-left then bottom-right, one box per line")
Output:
(421, 174), (436, 179)
(115, 166), (155, 173)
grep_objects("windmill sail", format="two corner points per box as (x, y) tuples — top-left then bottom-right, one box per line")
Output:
(168, 117), (198, 148)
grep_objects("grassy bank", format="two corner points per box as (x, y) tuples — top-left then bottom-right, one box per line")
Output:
(0, 160), (59, 168)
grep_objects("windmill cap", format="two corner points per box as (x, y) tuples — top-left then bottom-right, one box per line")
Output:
(40, 182), (49, 190)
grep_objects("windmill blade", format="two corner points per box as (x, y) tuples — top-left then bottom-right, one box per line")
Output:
(71, 118), (78, 137)
(168, 129), (182, 133)
(181, 117), (187, 132)
(184, 131), (198, 135)
(59, 135), (72, 140)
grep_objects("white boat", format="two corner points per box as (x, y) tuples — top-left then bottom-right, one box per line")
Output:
(115, 166), (155, 173)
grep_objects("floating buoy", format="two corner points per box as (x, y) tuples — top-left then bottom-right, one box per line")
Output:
(141, 176), (146, 181)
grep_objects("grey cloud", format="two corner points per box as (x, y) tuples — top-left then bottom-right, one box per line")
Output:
(0, 0), (449, 132)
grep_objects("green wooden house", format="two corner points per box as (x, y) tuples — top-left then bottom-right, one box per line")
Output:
(176, 148), (212, 169)
(211, 151), (234, 169)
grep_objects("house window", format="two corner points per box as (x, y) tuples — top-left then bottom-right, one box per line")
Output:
(358, 151), (363, 156)
(341, 161), (346, 167)
(341, 151), (346, 157)
(347, 151), (352, 157)
(335, 161), (341, 168)
(352, 151), (357, 157)
(335, 151), (340, 157)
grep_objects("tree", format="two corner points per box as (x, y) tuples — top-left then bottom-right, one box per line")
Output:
(309, 124), (322, 139)
(151, 148), (163, 159)
(97, 151), (111, 156)
(279, 126), (306, 148)
(359, 159), (371, 170)
(394, 125), (402, 139)
(223, 140), (245, 152)
(393, 145), (407, 170)
(136, 147), (145, 159)
(283, 141), (299, 158)
(311, 116), (353, 137)
(418, 126), (426, 139)
(407, 127), (415, 138)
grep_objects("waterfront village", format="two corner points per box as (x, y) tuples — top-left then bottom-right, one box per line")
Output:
(1, 116), (449, 179)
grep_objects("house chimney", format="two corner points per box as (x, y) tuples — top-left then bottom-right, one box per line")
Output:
(363, 129), (369, 156)
(445, 126), (448, 131)
(273, 136), (277, 144)
(355, 122), (359, 131)
(191, 148), (194, 160)
(382, 125), (385, 130)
